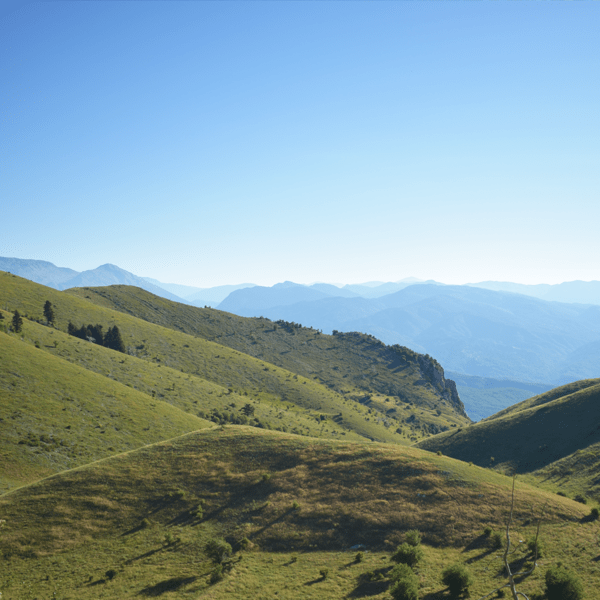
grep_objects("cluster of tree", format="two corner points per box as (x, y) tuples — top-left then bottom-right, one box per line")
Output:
(67, 321), (125, 353)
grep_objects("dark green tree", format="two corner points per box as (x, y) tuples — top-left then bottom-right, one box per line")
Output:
(389, 563), (419, 600)
(43, 300), (55, 325)
(545, 566), (583, 600)
(442, 564), (473, 599)
(241, 403), (255, 417)
(104, 325), (125, 353)
(12, 310), (23, 333)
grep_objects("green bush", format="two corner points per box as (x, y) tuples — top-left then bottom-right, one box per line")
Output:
(355, 551), (364, 563)
(405, 529), (422, 547)
(319, 568), (329, 579)
(391, 542), (423, 568)
(239, 537), (250, 551)
(105, 569), (117, 581)
(389, 563), (419, 600)
(545, 566), (583, 600)
(205, 538), (232, 564)
(209, 564), (223, 584)
(590, 506), (599, 520)
(442, 563), (473, 598)
(527, 538), (543, 557)
(491, 531), (504, 549)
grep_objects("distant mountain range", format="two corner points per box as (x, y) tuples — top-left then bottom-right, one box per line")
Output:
(216, 281), (600, 385)
(2, 256), (599, 400)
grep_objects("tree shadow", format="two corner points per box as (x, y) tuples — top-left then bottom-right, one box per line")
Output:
(138, 576), (198, 597)
(304, 576), (327, 586)
(346, 567), (392, 598)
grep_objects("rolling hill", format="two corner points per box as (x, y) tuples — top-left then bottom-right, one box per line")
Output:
(417, 379), (600, 500)
(0, 426), (594, 599)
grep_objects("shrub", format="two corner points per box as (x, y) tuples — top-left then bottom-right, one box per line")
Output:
(405, 529), (421, 547)
(205, 538), (232, 564)
(442, 563), (473, 598)
(355, 551), (364, 563)
(545, 565), (584, 600)
(391, 542), (423, 568)
(292, 501), (300, 511)
(491, 531), (504, 549)
(239, 537), (250, 551)
(209, 564), (223, 584)
(590, 507), (599, 520)
(140, 518), (152, 529)
(389, 563), (419, 600)
(483, 526), (493, 537)
(105, 569), (117, 581)
(262, 472), (271, 482)
(319, 568), (328, 579)
(574, 494), (587, 504)
(527, 538), (543, 557)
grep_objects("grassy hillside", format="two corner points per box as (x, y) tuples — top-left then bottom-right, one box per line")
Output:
(63, 284), (469, 422)
(0, 328), (210, 493)
(0, 427), (594, 600)
(417, 380), (600, 499)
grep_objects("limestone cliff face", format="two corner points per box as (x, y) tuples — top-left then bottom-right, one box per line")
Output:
(417, 354), (468, 419)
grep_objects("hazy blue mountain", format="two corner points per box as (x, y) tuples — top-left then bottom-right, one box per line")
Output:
(63, 264), (188, 303)
(447, 372), (554, 422)
(187, 283), (257, 307)
(342, 279), (438, 299)
(218, 281), (336, 316)
(0, 257), (78, 288)
(141, 279), (256, 305)
(221, 284), (600, 385)
(309, 283), (360, 298)
(467, 280), (600, 305)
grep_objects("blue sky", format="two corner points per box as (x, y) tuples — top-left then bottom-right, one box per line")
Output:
(1, 1), (599, 287)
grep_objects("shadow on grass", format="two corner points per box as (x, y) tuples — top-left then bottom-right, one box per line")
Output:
(138, 576), (198, 596)
(346, 567), (392, 598)
(125, 545), (167, 564)
(304, 575), (327, 586)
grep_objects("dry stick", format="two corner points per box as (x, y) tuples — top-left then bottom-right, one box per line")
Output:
(478, 476), (544, 600)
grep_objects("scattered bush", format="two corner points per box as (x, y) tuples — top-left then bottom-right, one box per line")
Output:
(239, 537), (250, 551)
(261, 472), (271, 482)
(389, 563), (419, 600)
(319, 568), (328, 579)
(391, 542), (423, 568)
(491, 531), (504, 549)
(209, 564), (223, 584)
(590, 507), (599, 520)
(292, 501), (300, 511)
(205, 538), (232, 564)
(574, 494), (587, 504)
(140, 518), (152, 529)
(545, 565), (584, 600)
(483, 526), (493, 537)
(527, 538), (543, 557)
(105, 569), (117, 581)
(355, 551), (364, 563)
(163, 532), (175, 546)
(405, 529), (421, 547)
(442, 563), (473, 598)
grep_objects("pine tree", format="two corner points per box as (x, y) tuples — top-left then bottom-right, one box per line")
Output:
(43, 300), (55, 325)
(104, 325), (125, 353)
(12, 310), (23, 333)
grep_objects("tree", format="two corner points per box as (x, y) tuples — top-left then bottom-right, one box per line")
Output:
(12, 310), (23, 333)
(442, 564), (473, 599)
(241, 403), (255, 417)
(545, 565), (583, 600)
(43, 300), (55, 325)
(104, 325), (125, 353)
(391, 542), (423, 568)
(390, 563), (419, 600)
(205, 538), (232, 564)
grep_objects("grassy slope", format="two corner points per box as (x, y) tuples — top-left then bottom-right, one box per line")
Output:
(416, 381), (600, 498)
(0, 427), (594, 600)
(0, 329), (210, 493)
(0, 272), (468, 444)
(64, 285), (469, 422)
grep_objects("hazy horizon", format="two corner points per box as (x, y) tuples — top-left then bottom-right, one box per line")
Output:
(2, 2), (598, 288)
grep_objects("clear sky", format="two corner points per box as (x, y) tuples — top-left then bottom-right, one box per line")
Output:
(1, 1), (599, 287)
